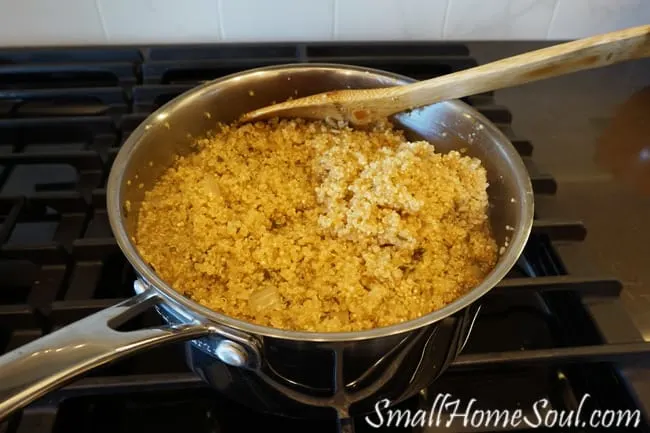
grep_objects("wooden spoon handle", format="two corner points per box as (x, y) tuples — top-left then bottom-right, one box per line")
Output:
(385, 24), (650, 113)
(240, 25), (650, 125)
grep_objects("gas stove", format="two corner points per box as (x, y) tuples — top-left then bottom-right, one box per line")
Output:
(0, 43), (649, 433)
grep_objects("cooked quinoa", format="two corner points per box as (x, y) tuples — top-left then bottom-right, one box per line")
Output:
(135, 118), (498, 332)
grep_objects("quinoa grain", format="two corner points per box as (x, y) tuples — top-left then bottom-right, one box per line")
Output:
(135, 119), (498, 332)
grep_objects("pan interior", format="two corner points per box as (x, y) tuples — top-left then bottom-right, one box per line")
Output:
(110, 64), (532, 338)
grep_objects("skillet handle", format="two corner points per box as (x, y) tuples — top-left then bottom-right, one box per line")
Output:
(0, 289), (212, 422)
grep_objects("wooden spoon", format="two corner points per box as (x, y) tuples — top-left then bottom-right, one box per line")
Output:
(240, 24), (650, 126)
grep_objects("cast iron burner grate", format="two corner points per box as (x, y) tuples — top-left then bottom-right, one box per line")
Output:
(0, 43), (648, 433)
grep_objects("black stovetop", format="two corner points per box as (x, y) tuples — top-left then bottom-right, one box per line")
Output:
(0, 43), (649, 433)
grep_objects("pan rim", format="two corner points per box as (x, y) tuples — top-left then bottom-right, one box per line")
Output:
(107, 62), (535, 342)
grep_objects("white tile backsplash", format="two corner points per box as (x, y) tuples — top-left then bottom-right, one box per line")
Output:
(0, 0), (105, 47)
(548, 0), (650, 39)
(335, 0), (448, 41)
(97, 0), (220, 44)
(443, 0), (557, 40)
(0, 0), (648, 46)
(220, 0), (334, 41)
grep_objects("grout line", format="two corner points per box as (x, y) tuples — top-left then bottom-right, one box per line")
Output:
(546, 0), (561, 39)
(217, 0), (225, 41)
(93, 0), (109, 41)
(441, 0), (452, 40)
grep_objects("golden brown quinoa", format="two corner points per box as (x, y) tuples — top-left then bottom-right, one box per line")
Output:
(135, 118), (498, 332)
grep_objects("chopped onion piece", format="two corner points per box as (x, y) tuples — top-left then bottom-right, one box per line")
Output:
(250, 286), (280, 311)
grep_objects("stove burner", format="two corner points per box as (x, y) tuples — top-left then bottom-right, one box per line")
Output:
(0, 43), (648, 433)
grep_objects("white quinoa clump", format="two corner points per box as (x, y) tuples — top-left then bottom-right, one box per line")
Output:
(135, 118), (498, 332)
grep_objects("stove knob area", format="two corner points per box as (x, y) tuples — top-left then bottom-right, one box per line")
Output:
(215, 339), (249, 367)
